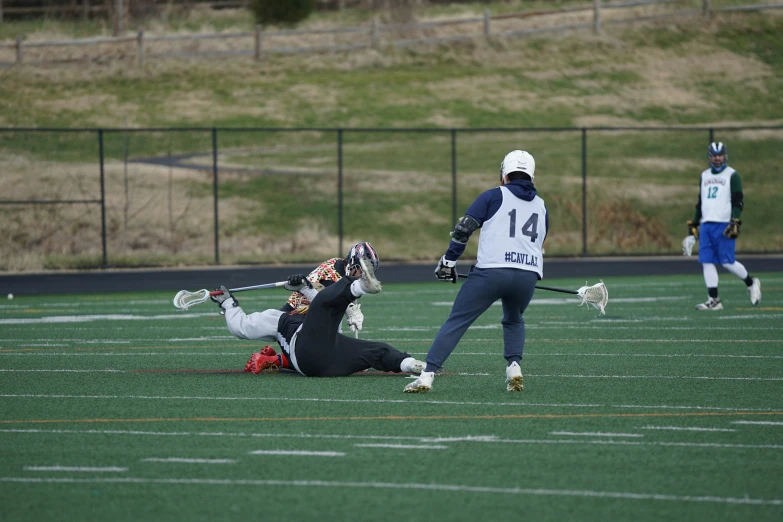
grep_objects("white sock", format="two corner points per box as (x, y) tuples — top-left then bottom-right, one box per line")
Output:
(702, 263), (719, 288)
(350, 279), (366, 297)
(722, 261), (749, 280)
(400, 357), (422, 373)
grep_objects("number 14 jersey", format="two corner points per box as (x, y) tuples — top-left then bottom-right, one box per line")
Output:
(476, 185), (547, 279)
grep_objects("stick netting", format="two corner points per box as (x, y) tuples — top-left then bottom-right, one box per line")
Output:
(576, 280), (608, 315)
(173, 289), (210, 310)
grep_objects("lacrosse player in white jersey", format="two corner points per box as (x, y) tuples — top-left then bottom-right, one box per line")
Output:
(405, 150), (547, 393)
(682, 142), (761, 310)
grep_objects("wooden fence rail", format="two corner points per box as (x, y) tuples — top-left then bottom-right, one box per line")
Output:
(2, 1), (782, 66)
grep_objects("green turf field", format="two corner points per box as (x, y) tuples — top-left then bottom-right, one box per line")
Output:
(1, 272), (782, 521)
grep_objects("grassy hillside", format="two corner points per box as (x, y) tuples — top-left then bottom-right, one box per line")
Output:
(0, 4), (782, 269)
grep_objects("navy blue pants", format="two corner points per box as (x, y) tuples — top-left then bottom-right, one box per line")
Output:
(425, 267), (538, 372)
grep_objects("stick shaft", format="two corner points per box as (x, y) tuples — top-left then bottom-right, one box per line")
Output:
(457, 273), (577, 295)
(208, 281), (287, 296)
(533, 285), (578, 295)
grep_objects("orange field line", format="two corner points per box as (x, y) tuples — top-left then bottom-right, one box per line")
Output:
(0, 345), (253, 353)
(2, 411), (783, 424)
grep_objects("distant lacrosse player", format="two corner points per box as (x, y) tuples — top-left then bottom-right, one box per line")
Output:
(405, 150), (547, 394)
(211, 244), (426, 377)
(281, 242), (371, 336)
(682, 142), (761, 310)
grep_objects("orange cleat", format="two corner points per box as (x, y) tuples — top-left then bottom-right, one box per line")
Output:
(260, 346), (277, 357)
(243, 352), (280, 374)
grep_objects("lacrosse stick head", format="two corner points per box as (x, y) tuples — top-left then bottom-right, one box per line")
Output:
(173, 289), (211, 310)
(682, 235), (696, 257)
(576, 280), (608, 316)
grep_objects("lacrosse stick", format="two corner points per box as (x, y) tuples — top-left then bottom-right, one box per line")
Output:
(173, 281), (287, 311)
(457, 274), (608, 315)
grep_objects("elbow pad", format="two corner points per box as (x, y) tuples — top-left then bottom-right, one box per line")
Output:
(731, 191), (744, 212)
(450, 215), (481, 244)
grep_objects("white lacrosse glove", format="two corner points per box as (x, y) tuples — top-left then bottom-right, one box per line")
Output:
(682, 235), (696, 257)
(434, 256), (457, 283)
(346, 302), (364, 333)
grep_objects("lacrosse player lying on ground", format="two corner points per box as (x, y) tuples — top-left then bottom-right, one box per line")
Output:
(211, 246), (425, 377)
(280, 242), (371, 335)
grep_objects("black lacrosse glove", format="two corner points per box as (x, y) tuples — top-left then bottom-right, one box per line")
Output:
(284, 274), (314, 292)
(686, 220), (699, 239)
(723, 218), (741, 239)
(210, 285), (236, 308)
(434, 256), (457, 284)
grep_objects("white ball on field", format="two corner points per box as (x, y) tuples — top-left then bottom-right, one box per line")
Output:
(7, 293), (13, 300)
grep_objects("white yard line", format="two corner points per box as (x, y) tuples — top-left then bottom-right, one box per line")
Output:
(0, 313), (214, 325)
(23, 466), (127, 472)
(354, 444), (448, 449)
(0, 337), (233, 343)
(550, 432), (644, 438)
(732, 421), (783, 426)
(141, 458), (236, 464)
(0, 369), (127, 373)
(12, 370), (778, 380)
(0, 368), (778, 380)
(3, 429), (782, 450)
(529, 326), (783, 330)
(527, 374), (783, 381)
(0, 476), (779, 505)
(0, 394), (778, 412)
(431, 297), (689, 307)
(249, 450), (344, 457)
(640, 426), (736, 432)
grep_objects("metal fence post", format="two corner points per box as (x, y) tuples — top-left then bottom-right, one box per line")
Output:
(113, 0), (124, 36)
(483, 9), (491, 37)
(709, 127), (714, 144)
(703, 0), (711, 21)
(0, 1), (4, 23)
(83, 0), (89, 20)
(370, 17), (379, 49)
(451, 129), (458, 227)
(581, 128), (588, 257)
(212, 128), (220, 265)
(99, 129), (108, 268)
(337, 129), (344, 257)
(254, 24), (263, 62)
(593, 0), (601, 34)
(15, 35), (23, 64)
(137, 30), (144, 65)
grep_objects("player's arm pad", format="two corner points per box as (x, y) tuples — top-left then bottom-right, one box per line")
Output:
(731, 191), (744, 212)
(450, 215), (481, 244)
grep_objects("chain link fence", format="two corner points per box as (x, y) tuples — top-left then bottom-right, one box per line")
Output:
(1, 125), (781, 271)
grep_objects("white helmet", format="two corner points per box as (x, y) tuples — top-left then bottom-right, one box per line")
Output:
(500, 150), (535, 183)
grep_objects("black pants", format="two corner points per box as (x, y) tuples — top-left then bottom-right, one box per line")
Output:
(294, 277), (410, 377)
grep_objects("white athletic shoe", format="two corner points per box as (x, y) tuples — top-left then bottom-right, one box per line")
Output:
(748, 278), (761, 306)
(506, 361), (524, 392)
(358, 256), (382, 294)
(696, 297), (723, 311)
(404, 371), (434, 393)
